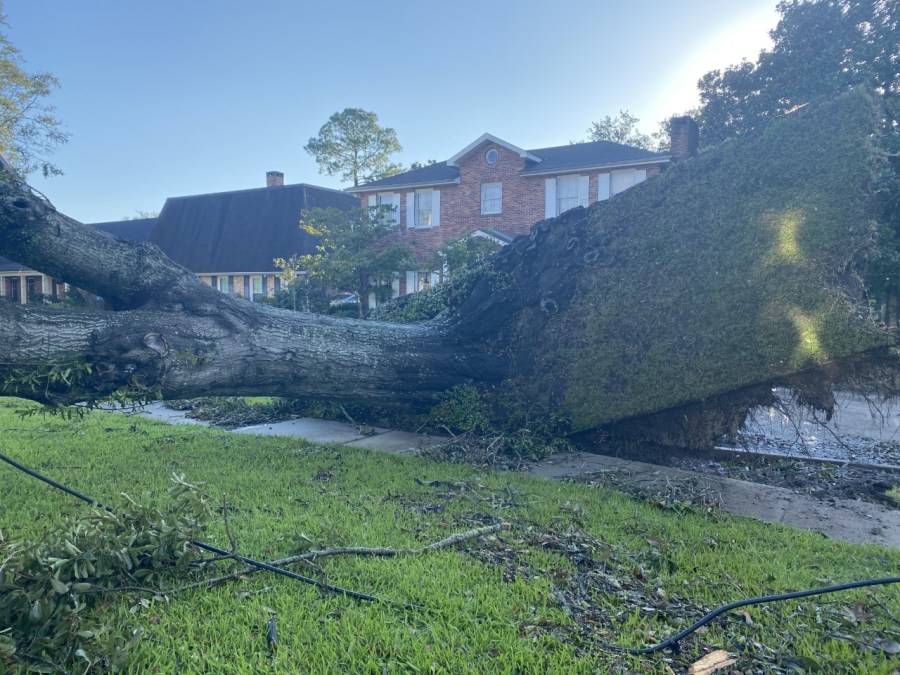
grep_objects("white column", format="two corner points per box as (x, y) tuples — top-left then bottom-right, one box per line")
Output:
(19, 275), (26, 304)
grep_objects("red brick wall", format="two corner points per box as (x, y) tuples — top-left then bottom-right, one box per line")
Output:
(358, 142), (666, 277)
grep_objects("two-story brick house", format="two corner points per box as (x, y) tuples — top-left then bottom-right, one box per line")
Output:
(349, 120), (697, 296)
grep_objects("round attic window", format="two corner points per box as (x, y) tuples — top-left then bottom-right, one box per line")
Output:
(485, 149), (499, 165)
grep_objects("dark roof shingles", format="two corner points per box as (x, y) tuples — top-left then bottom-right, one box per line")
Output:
(353, 162), (459, 190)
(148, 184), (357, 274)
(92, 217), (157, 241)
(519, 140), (668, 174)
(356, 139), (668, 190)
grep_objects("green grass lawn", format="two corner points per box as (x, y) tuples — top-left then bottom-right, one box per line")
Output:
(1, 397), (898, 673)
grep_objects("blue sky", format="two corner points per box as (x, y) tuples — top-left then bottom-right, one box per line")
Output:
(6, 1), (777, 223)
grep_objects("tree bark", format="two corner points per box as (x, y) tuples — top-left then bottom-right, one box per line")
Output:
(0, 91), (895, 448)
(0, 179), (501, 407)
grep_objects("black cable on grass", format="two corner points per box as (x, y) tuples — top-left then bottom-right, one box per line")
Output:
(595, 576), (900, 655)
(3, 450), (898, 653)
(0, 451), (422, 610)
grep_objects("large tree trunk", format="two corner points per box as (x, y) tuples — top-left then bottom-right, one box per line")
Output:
(0, 91), (896, 446)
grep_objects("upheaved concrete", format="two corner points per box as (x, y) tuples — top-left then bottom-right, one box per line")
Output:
(135, 403), (900, 548)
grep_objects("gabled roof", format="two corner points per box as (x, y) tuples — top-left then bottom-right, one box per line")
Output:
(148, 183), (357, 274)
(519, 140), (669, 176)
(351, 135), (669, 192)
(446, 133), (541, 166)
(346, 162), (460, 192)
(92, 217), (157, 241)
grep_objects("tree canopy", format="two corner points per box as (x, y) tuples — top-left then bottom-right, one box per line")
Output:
(304, 108), (403, 187)
(0, 2), (68, 177)
(697, 0), (900, 325)
(697, 0), (898, 146)
(297, 205), (414, 318)
(584, 110), (654, 149)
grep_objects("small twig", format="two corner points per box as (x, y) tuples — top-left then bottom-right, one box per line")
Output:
(266, 616), (278, 652)
(338, 405), (357, 426)
(175, 523), (507, 592)
(869, 591), (899, 623)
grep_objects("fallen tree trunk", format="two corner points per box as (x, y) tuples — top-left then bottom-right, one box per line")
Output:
(0, 90), (896, 445)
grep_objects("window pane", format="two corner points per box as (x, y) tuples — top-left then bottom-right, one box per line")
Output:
(376, 193), (398, 224)
(557, 176), (580, 214)
(611, 170), (636, 195)
(416, 191), (432, 227)
(481, 183), (502, 214)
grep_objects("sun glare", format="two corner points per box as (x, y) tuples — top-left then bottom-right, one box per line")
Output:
(657, 4), (778, 117)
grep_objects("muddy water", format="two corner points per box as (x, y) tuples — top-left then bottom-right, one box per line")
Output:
(717, 390), (900, 469)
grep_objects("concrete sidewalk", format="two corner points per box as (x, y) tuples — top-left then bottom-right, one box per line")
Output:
(136, 403), (900, 548)
(527, 452), (900, 548)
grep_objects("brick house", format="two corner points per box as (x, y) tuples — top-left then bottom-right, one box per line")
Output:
(349, 120), (697, 296)
(0, 258), (68, 304)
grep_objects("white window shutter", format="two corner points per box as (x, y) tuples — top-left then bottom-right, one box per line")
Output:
(545, 178), (556, 218)
(635, 169), (647, 184)
(406, 193), (415, 228)
(406, 271), (416, 293)
(578, 175), (589, 207)
(597, 173), (610, 201)
(368, 195), (376, 208)
(432, 190), (440, 228)
(391, 273), (400, 299)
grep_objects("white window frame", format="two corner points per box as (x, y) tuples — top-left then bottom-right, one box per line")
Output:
(375, 192), (399, 224)
(481, 182), (502, 215)
(405, 270), (442, 294)
(406, 189), (440, 229)
(415, 190), (433, 228)
(250, 275), (264, 302)
(557, 175), (588, 215)
(217, 276), (231, 295)
(610, 168), (648, 196)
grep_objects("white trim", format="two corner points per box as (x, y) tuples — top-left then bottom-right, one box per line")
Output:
(544, 178), (556, 219)
(597, 173), (610, 201)
(347, 177), (459, 193)
(522, 157), (669, 177)
(196, 271), (285, 276)
(406, 193), (415, 228)
(472, 229), (512, 246)
(446, 133), (542, 166)
(432, 189), (440, 228)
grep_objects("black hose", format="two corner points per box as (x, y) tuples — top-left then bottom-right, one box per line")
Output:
(2, 450), (898, 654)
(595, 576), (900, 654)
(0, 450), (418, 609)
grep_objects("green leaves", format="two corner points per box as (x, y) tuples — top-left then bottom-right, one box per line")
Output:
(303, 107), (402, 187)
(289, 206), (414, 318)
(0, 10), (69, 177)
(0, 475), (210, 672)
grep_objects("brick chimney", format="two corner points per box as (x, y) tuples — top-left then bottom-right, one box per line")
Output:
(669, 117), (699, 161)
(266, 170), (284, 187)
